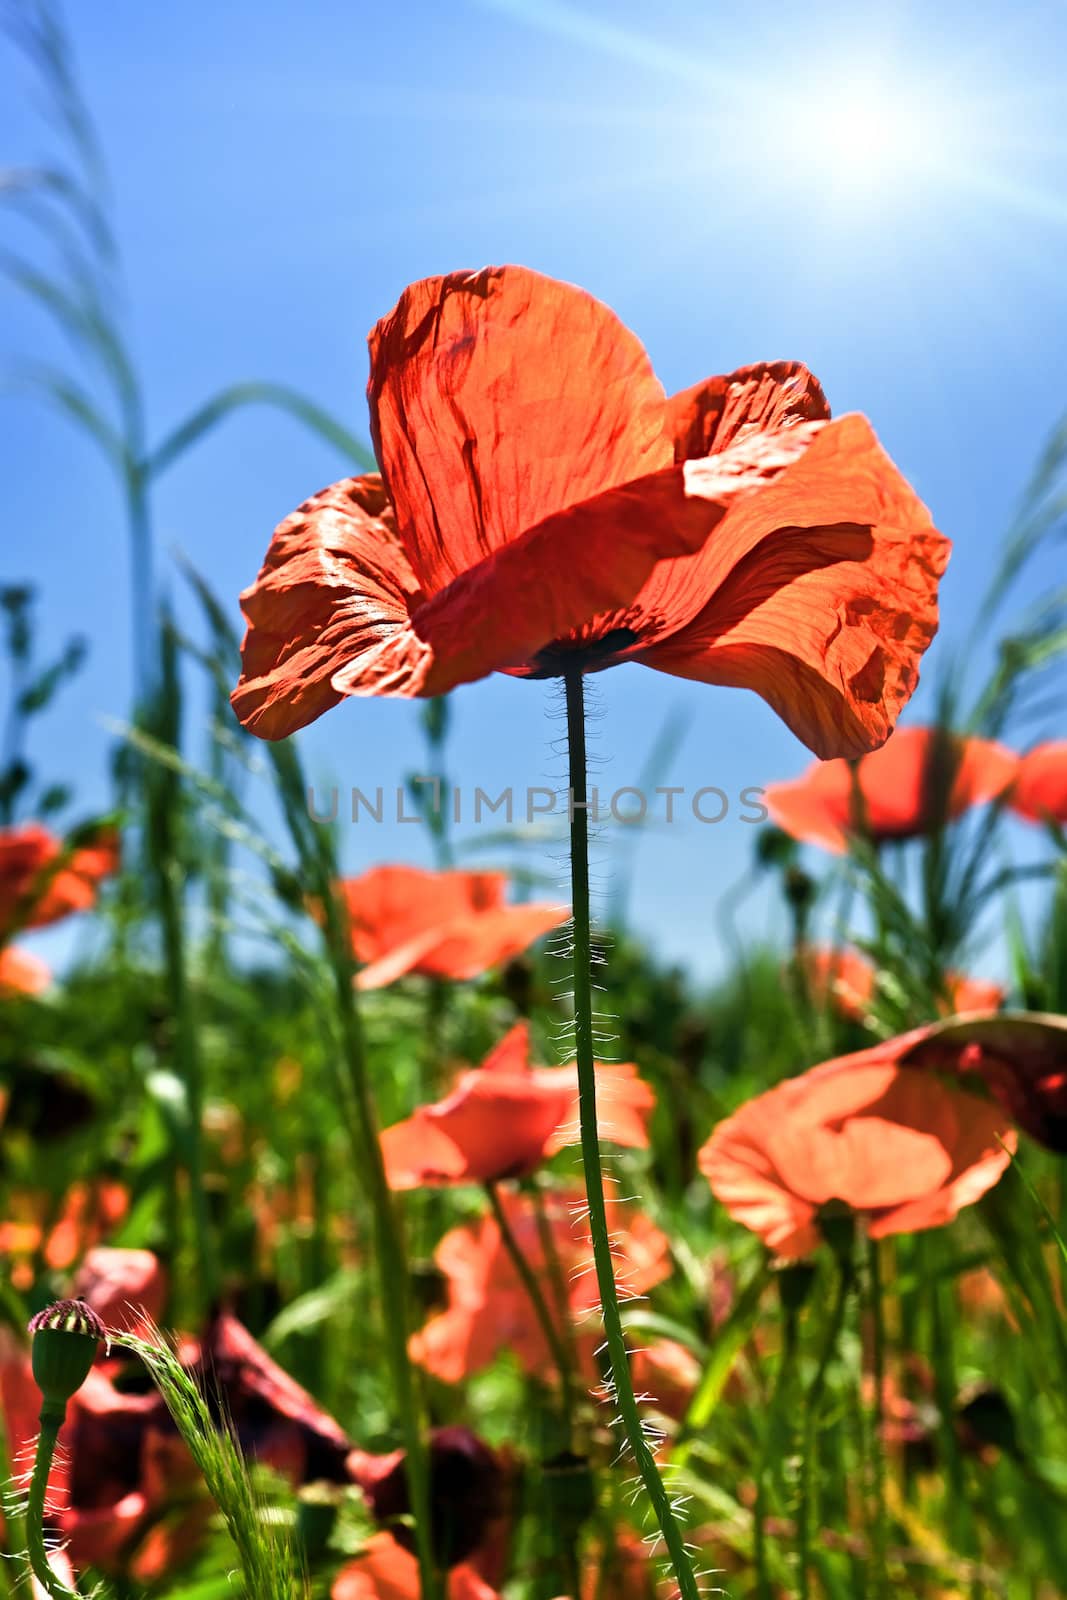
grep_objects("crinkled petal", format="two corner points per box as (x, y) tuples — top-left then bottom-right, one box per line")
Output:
(667, 360), (830, 463)
(231, 476), (425, 739)
(636, 416), (950, 759)
(367, 265), (672, 592)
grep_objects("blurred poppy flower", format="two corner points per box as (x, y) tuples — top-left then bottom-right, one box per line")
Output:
(337, 865), (566, 990)
(411, 1188), (670, 1384)
(183, 1312), (352, 1482)
(349, 1426), (504, 1568)
(381, 1022), (653, 1186)
(765, 727), (1018, 854)
(803, 945), (1004, 1023)
(233, 266), (948, 761)
(0, 822), (118, 936)
(73, 1247), (168, 1335)
(699, 1040), (1014, 1257)
(1009, 741), (1067, 826)
(333, 1533), (500, 1600)
(0, 945), (50, 995)
(901, 1011), (1067, 1155)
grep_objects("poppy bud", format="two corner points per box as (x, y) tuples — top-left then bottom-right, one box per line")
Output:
(784, 866), (815, 912)
(27, 1298), (106, 1423)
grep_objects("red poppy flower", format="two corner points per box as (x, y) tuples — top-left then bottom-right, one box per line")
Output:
(232, 266), (948, 761)
(900, 1011), (1067, 1155)
(337, 865), (567, 989)
(348, 1426), (504, 1568)
(73, 1247), (168, 1334)
(0, 944), (50, 996)
(0, 822), (119, 936)
(183, 1312), (352, 1482)
(765, 726), (1018, 853)
(803, 945), (1005, 1023)
(333, 1534), (500, 1600)
(1009, 741), (1067, 826)
(411, 1188), (670, 1385)
(699, 1039), (1014, 1257)
(381, 1022), (654, 1186)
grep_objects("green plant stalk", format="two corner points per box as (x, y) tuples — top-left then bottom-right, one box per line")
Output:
(563, 667), (700, 1600)
(23, 1416), (88, 1600)
(316, 881), (440, 1600)
(754, 1300), (799, 1600)
(866, 1234), (889, 1598)
(797, 1262), (850, 1600)
(485, 1181), (577, 1439)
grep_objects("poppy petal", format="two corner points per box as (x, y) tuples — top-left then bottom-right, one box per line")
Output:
(356, 903), (566, 989)
(231, 476), (426, 740)
(366, 265), (673, 593)
(1009, 740), (1067, 825)
(666, 361), (830, 463)
(635, 416), (950, 759)
(765, 728), (1019, 853)
(334, 447), (801, 699)
(380, 1114), (470, 1188)
(340, 867), (507, 965)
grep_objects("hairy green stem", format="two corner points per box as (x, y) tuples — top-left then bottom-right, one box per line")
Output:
(563, 668), (700, 1600)
(485, 1181), (577, 1438)
(24, 1416), (82, 1600)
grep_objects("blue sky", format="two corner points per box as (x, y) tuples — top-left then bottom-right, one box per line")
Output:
(3, 0), (1066, 980)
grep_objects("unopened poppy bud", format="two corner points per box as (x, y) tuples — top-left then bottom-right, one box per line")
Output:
(27, 1298), (106, 1422)
(783, 865), (815, 912)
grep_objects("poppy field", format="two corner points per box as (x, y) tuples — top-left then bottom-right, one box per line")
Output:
(3, 5), (1067, 1600)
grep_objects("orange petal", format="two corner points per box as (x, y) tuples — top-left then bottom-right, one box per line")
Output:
(380, 1113), (470, 1187)
(635, 416), (950, 759)
(1009, 740), (1067, 825)
(356, 902), (566, 989)
(666, 361), (830, 463)
(339, 866), (507, 964)
(766, 727), (1019, 852)
(231, 475), (426, 739)
(0, 945), (51, 996)
(366, 266), (672, 593)
(333, 1534), (500, 1600)
(336, 453), (780, 698)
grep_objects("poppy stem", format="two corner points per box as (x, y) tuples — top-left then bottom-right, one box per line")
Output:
(485, 1182), (578, 1437)
(562, 667), (702, 1600)
(23, 1417), (82, 1600)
